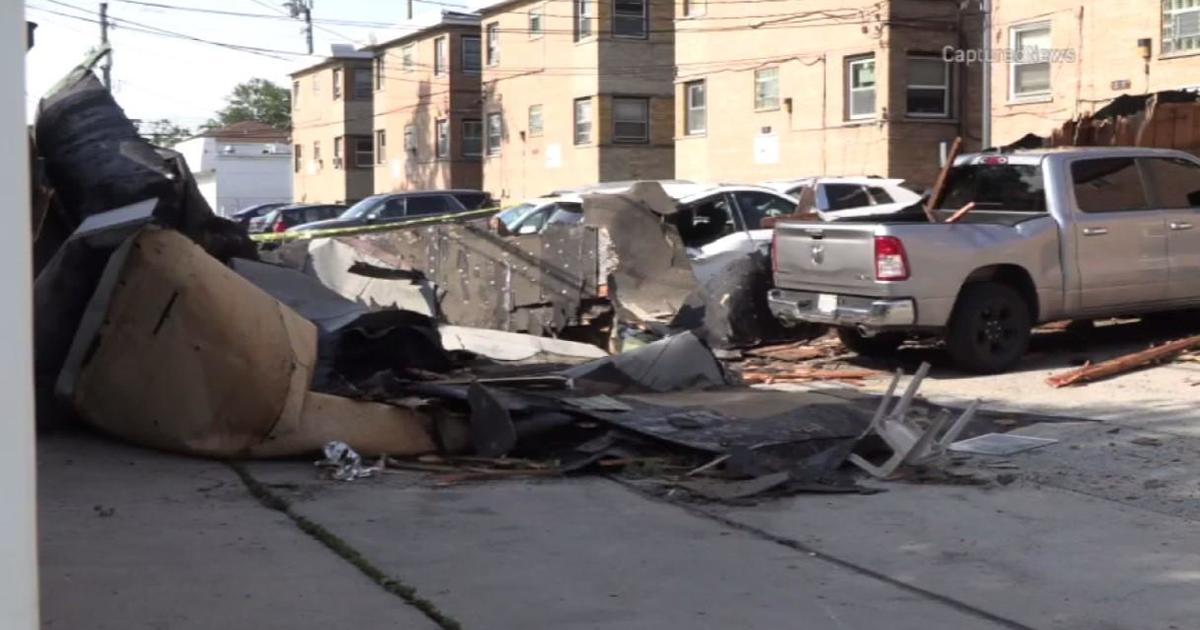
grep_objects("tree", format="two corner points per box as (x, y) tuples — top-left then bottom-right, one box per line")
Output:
(204, 78), (291, 130)
(137, 119), (192, 147)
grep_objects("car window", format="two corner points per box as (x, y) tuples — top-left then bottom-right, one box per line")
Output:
(732, 191), (797, 230)
(548, 202), (584, 226)
(867, 187), (894, 204)
(674, 194), (737, 248)
(1071, 158), (1149, 213)
(518, 207), (553, 233)
(451, 192), (491, 210)
(939, 163), (1047, 212)
(341, 194), (389, 219)
(823, 184), (872, 210)
(1142, 157), (1200, 209)
(370, 198), (404, 218)
(404, 195), (457, 217)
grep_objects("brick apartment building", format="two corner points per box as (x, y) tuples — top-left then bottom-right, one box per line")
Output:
(477, 0), (675, 202)
(675, 0), (982, 188)
(367, 11), (483, 193)
(290, 45), (375, 204)
(991, 0), (1200, 145)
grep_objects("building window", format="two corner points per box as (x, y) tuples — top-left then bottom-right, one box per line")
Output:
(434, 36), (447, 76)
(462, 35), (481, 74)
(1010, 23), (1051, 99)
(575, 0), (592, 40)
(486, 23), (500, 66)
(463, 119), (483, 157)
(294, 144), (302, 172)
(352, 68), (372, 99)
(754, 67), (779, 110)
(312, 73), (320, 95)
(529, 8), (543, 38)
(685, 80), (705, 135)
(404, 124), (416, 153)
(332, 67), (343, 99)
(436, 119), (449, 158)
(613, 97), (649, 143)
(528, 104), (543, 136)
(682, 0), (705, 17)
(486, 112), (502, 155)
(375, 130), (387, 163)
(313, 140), (322, 169)
(334, 136), (343, 168)
(292, 80), (300, 108)
(1164, 2), (1200, 55)
(906, 56), (951, 117)
(375, 55), (385, 89)
(401, 44), (415, 72)
(574, 97), (593, 145)
(614, 0), (647, 38)
(846, 55), (875, 120)
(353, 136), (374, 168)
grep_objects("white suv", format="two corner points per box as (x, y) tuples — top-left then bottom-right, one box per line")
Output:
(762, 176), (922, 220)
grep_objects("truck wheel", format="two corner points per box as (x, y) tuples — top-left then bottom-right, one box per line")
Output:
(946, 282), (1031, 374)
(836, 327), (905, 357)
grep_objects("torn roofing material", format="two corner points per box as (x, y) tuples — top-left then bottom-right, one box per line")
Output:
(582, 181), (698, 325)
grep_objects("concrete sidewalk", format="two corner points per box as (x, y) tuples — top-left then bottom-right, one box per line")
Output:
(40, 430), (1011, 630)
(40, 421), (1200, 630)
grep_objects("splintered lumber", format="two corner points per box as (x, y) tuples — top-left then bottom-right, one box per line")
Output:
(742, 368), (877, 384)
(1046, 334), (1200, 387)
(925, 136), (962, 223)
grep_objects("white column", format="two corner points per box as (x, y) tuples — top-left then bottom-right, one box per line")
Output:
(0, 4), (39, 629)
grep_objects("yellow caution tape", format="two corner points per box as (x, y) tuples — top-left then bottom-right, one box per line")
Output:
(250, 206), (502, 243)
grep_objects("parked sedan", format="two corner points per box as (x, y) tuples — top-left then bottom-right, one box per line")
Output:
(290, 190), (492, 232)
(249, 203), (347, 233)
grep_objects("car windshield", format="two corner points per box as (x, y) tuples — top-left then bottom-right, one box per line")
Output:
(339, 194), (391, 219)
(939, 163), (1047, 212)
(497, 203), (541, 228)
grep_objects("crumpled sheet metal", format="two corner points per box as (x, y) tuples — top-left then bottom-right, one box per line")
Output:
(582, 182), (697, 324)
(563, 331), (731, 395)
(56, 227), (438, 458)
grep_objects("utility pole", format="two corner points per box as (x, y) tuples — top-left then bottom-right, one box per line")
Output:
(980, 0), (992, 149)
(285, 1), (313, 55)
(99, 1), (111, 89)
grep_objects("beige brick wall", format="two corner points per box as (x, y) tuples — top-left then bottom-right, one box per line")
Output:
(372, 24), (483, 193)
(481, 0), (674, 203)
(291, 59), (375, 204)
(991, 0), (1200, 145)
(674, 0), (981, 189)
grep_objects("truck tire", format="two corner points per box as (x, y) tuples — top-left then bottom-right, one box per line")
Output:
(836, 327), (905, 357)
(946, 282), (1031, 374)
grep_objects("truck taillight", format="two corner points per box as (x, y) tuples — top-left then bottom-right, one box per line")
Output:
(770, 230), (779, 273)
(874, 236), (909, 281)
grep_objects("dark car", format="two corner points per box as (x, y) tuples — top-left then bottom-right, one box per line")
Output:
(289, 190), (493, 232)
(231, 202), (289, 227)
(250, 204), (347, 233)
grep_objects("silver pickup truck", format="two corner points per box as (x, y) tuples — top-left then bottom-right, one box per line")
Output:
(768, 147), (1200, 373)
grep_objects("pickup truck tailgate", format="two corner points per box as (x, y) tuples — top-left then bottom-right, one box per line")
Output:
(773, 221), (879, 292)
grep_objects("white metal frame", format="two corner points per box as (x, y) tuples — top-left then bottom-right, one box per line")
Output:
(905, 55), (951, 118)
(685, 80), (706, 135)
(1009, 21), (1052, 101)
(846, 55), (876, 120)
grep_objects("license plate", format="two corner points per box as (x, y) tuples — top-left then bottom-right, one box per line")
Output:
(817, 293), (838, 314)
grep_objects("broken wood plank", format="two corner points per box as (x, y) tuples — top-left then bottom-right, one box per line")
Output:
(924, 136), (962, 222)
(1046, 334), (1200, 387)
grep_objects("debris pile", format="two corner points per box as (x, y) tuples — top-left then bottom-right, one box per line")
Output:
(30, 52), (1020, 502)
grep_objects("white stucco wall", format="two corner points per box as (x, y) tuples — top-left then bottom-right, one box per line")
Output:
(176, 137), (293, 217)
